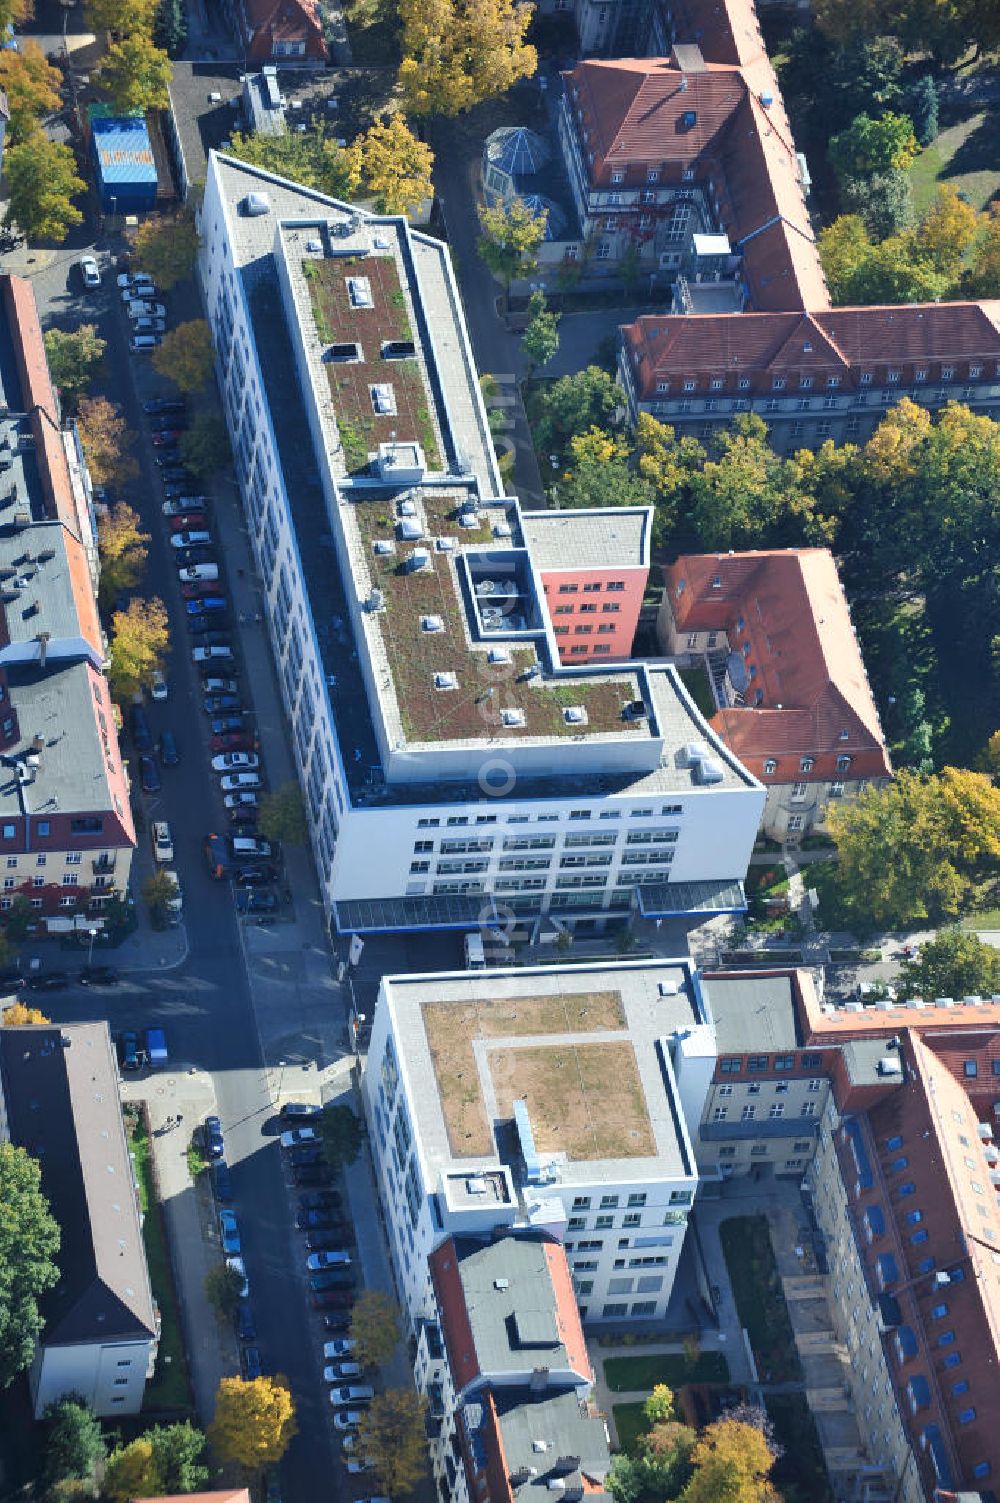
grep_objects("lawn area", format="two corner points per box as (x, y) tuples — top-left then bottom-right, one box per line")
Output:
(604, 1350), (731, 1392)
(677, 666), (716, 720)
(909, 106), (1000, 213)
(718, 1216), (802, 1383)
(126, 1107), (194, 1414)
(962, 908), (1000, 931)
(612, 1401), (650, 1455)
(767, 1393), (831, 1502)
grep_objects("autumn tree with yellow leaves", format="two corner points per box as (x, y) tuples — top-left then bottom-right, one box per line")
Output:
(3, 1002), (50, 1025)
(208, 1377), (297, 1475)
(398, 0), (536, 117)
(346, 115), (434, 215)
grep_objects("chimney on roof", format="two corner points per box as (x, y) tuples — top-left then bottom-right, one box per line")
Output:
(31, 734), (43, 755)
(36, 632), (49, 669)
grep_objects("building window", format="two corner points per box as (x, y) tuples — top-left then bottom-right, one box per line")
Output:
(623, 1213), (641, 1228)
(764, 758), (777, 775)
(712, 1107), (728, 1122)
(627, 1193), (646, 1207)
(62, 874), (79, 887)
(748, 1056), (767, 1072)
(720, 1058), (741, 1074)
(66, 852), (82, 865)
(836, 754), (852, 772)
(572, 1196), (591, 1210)
(769, 1104), (785, 1119)
(741, 1104), (756, 1121)
(611, 171), (624, 184)
(596, 241), (612, 260)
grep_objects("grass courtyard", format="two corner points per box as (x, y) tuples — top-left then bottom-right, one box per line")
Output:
(603, 1350), (731, 1391)
(127, 1108), (193, 1414)
(909, 105), (1000, 214)
(718, 1215), (802, 1384)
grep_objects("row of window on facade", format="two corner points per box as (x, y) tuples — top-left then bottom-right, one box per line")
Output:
(653, 364), (994, 396)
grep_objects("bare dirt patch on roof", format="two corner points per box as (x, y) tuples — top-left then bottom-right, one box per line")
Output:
(422, 991), (634, 1157)
(490, 1039), (655, 1161)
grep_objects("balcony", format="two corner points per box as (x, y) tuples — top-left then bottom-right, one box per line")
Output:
(92, 855), (116, 874)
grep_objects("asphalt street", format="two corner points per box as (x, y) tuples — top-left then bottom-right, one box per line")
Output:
(21, 248), (344, 1498)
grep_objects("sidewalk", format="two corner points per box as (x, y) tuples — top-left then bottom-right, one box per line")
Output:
(122, 1069), (238, 1424)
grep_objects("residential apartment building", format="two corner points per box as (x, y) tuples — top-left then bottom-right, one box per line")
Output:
(809, 1029), (1000, 1500)
(658, 549), (891, 840)
(0, 276), (133, 927)
(223, 0), (326, 64)
(0, 1022), (158, 1416)
(419, 1233), (610, 1503)
(361, 960), (703, 1332)
(520, 508), (651, 664)
(619, 303), (1000, 447)
(198, 153), (764, 937)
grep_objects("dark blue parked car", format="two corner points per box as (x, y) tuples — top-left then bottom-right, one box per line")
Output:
(235, 1302), (256, 1341)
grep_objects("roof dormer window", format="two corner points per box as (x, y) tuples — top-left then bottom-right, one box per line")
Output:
(772, 377), (786, 391)
(837, 754), (852, 772)
(647, 169), (659, 183)
(800, 756), (814, 772)
(915, 368), (927, 382)
(970, 364), (982, 378)
(800, 376), (812, 389)
(860, 372), (872, 385)
(764, 758), (777, 775)
(683, 379), (696, 392)
(827, 376), (840, 388)
(711, 378), (723, 390)
(738, 377), (750, 390)
(611, 170), (624, 184)
(942, 366), (954, 379)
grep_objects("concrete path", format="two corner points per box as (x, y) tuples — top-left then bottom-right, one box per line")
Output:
(122, 1070), (239, 1424)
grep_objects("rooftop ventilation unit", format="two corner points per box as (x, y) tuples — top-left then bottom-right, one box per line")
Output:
(347, 276), (373, 308)
(489, 647), (512, 664)
(365, 588), (385, 612)
(761, 90), (774, 107)
(305, 236), (323, 252)
(465, 1175), (487, 1195)
(434, 671), (458, 690)
(563, 706), (587, 726)
(399, 519), (423, 541)
(381, 340), (416, 360)
(623, 699), (648, 721)
(493, 521), (512, 538)
(533, 1441), (550, 1454)
(877, 1056), (903, 1077)
(680, 110), (697, 128)
(435, 537), (456, 552)
(501, 708), (525, 726)
(241, 191), (270, 216)
(370, 384), (396, 415)
(327, 342), (361, 363)
(682, 741), (710, 764)
(459, 511), (481, 529)
(405, 548), (430, 573)
(692, 756), (724, 784)
(494, 1278), (510, 1290)
(373, 539), (394, 555)
(36, 549), (55, 563)
(398, 499), (416, 517)
(421, 615), (444, 632)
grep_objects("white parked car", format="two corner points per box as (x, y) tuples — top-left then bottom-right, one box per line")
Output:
(118, 273), (155, 292)
(308, 1250), (351, 1271)
(151, 820), (173, 864)
(224, 791), (258, 809)
(324, 1362), (362, 1382)
(212, 752), (259, 772)
(220, 772), (261, 791)
(280, 1127), (317, 1149)
(78, 255), (100, 288)
(171, 531), (212, 549)
(150, 668), (168, 700)
(132, 316), (166, 333)
(163, 497), (208, 516)
(131, 334), (162, 352)
(127, 299), (167, 318)
(163, 869), (183, 918)
(323, 1339), (357, 1360)
(333, 1410), (366, 1431)
(193, 645), (235, 664)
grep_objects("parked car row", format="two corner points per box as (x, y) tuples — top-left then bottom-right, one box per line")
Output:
(122, 273), (170, 352)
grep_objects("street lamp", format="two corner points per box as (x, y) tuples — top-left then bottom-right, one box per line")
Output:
(86, 926), (98, 967)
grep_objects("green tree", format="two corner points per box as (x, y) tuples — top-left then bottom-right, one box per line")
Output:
(204, 1262), (245, 1322)
(42, 1399), (105, 1491)
(152, 320), (213, 392)
(98, 33), (172, 112)
(557, 429), (653, 510)
(208, 1376), (297, 1474)
(317, 1104), (362, 1167)
(0, 42), (63, 146)
(477, 196), (546, 300)
(840, 169), (913, 240)
(533, 365), (621, 456)
(103, 1438), (160, 1503)
(346, 114), (435, 215)
(149, 1423), (208, 1492)
(257, 782), (308, 846)
(0, 1142), (60, 1386)
(43, 324), (105, 410)
(964, 203), (1000, 297)
(97, 501), (149, 611)
(356, 1389), (428, 1496)
(109, 597), (169, 701)
(826, 768), (1000, 930)
(643, 1384), (675, 1424)
(398, 0), (536, 117)
(226, 128), (350, 198)
(521, 289), (560, 373)
(153, 0), (187, 55)
(4, 131), (84, 243)
(349, 1290), (400, 1370)
(178, 411), (231, 480)
(76, 395), (138, 488)
(830, 111), (918, 182)
(918, 184), (980, 279)
(133, 210), (199, 290)
(899, 929), (1000, 999)
(681, 1418), (778, 1503)
(907, 73), (938, 144)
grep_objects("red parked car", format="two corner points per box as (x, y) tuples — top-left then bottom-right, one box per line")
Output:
(211, 731), (255, 755)
(169, 512), (207, 533)
(181, 579), (218, 600)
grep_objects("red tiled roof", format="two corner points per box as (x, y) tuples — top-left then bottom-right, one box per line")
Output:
(563, 51), (827, 313)
(543, 1242), (592, 1383)
(137, 1494), (250, 1503)
(664, 549), (890, 780)
(428, 1240), (482, 1391)
(242, 0), (325, 60)
(624, 302), (1000, 395)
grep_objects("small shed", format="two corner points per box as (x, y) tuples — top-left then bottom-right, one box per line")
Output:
(90, 114), (157, 214)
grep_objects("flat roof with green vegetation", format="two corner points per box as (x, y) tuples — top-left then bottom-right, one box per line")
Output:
(350, 487), (648, 745)
(304, 254), (442, 473)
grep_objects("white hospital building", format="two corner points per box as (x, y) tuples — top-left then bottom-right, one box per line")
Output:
(197, 154), (763, 936)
